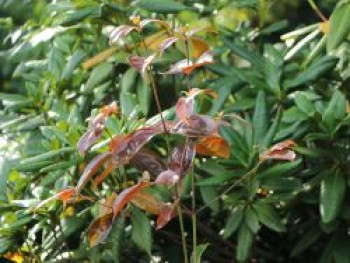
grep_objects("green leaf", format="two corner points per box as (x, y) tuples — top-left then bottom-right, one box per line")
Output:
(54, 5), (102, 25)
(253, 90), (268, 145)
(223, 38), (265, 69)
(190, 243), (209, 263)
(61, 49), (86, 80)
(262, 107), (282, 147)
(199, 185), (219, 213)
(120, 92), (138, 116)
(245, 206), (260, 233)
(106, 217), (125, 263)
(236, 223), (254, 262)
(121, 68), (137, 93)
(138, 0), (189, 13)
(253, 202), (286, 232)
(294, 92), (315, 115)
(327, 1), (350, 51)
(223, 205), (244, 239)
(285, 56), (338, 89)
(137, 81), (151, 116)
(258, 159), (302, 179)
(291, 224), (322, 257)
(320, 170), (346, 223)
(85, 63), (114, 91)
(131, 206), (152, 255)
(322, 90), (347, 132)
(0, 158), (11, 202)
(15, 147), (74, 168)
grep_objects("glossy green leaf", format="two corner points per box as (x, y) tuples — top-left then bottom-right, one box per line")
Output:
(320, 170), (346, 223)
(253, 202), (286, 232)
(245, 206), (260, 233)
(61, 49), (86, 80)
(327, 1), (350, 51)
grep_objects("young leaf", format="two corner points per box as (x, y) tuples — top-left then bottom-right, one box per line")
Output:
(128, 53), (156, 74)
(259, 139), (296, 162)
(112, 180), (150, 220)
(89, 213), (114, 247)
(76, 152), (111, 192)
(107, 25), (137, 45)
(156, 201), (178, 229)
(196, 136), (230, 159)
(130, 191), (170, 215)
(190, 243), (209, 263)
(171, 114), (218, 137)
(36, 188), (76, 209)
(130, 148), (166, 177)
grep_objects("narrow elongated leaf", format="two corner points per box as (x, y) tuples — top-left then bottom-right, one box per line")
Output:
(0, 158), (11, 202)
(36, 188), (76, 209)
(253, 91), (268, 145)
(138, 0), (189, 13)
(236, 223), (254, 262)
(191, 243), (209, 263)
(327, 1), (350, 51)
(223, 205), (244, 239)
(320, 170), (346, 223)
(85, 63), (114, 91)
(112, 180), (150, 219)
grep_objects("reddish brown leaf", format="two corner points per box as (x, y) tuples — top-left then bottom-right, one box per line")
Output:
(130, 148), (166, 177)
(182, 50), (214, 75)
(191, 37), (209, 59)
(259, 139), (296, 161)
(168, 143), (196, 176)
(159, 36), (179, 53)
(89, 213), (114, 247)
(100, 192), (117, 216)
(130, 191), (170, 215)
(196, 136), (230, 159)
(155, 169), (180, 185)
(128, 53), (156, 74)
(76, 152), (111, 193)
(93, 162), (115, 187)
(36, 188), (76, 209)
(171, 114), (218, 137)
(175, 88), (217, 121)
(112, 180), (150, 220)
(111, 127), (161, 167)
(156, 201), (178, 230)
(77, 102), (118, 154)
(160, 59), (193, 75)
(108, 25), (137, 45)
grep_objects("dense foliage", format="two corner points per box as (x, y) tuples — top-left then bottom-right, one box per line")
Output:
(0, 0), (350, 262)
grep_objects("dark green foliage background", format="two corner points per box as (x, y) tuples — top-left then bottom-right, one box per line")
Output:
(0, 0), (349, 262)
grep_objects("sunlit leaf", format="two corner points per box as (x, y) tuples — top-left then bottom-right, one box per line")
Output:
(159, 36), (179, 53)
(36, 188), (76, 209)
(196, 136), (230, 158)
(89, 213), (114, 247)
(128, 53), (156, 74)
(112, 180), (150, 219)
(107, 25), (137, 45)
(131, 191), (169, 214)
(155, 169), (180, 185)
(76, 152), (111, 192)
(259, 139), (296, 161)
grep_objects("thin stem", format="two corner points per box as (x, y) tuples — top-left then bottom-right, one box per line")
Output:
(185, 39), (191, 91)
(191, 168), (197, 263)
(196, 161), (263, 214)
(308, 0), (327, 22)
(176, 184), (189, 263)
